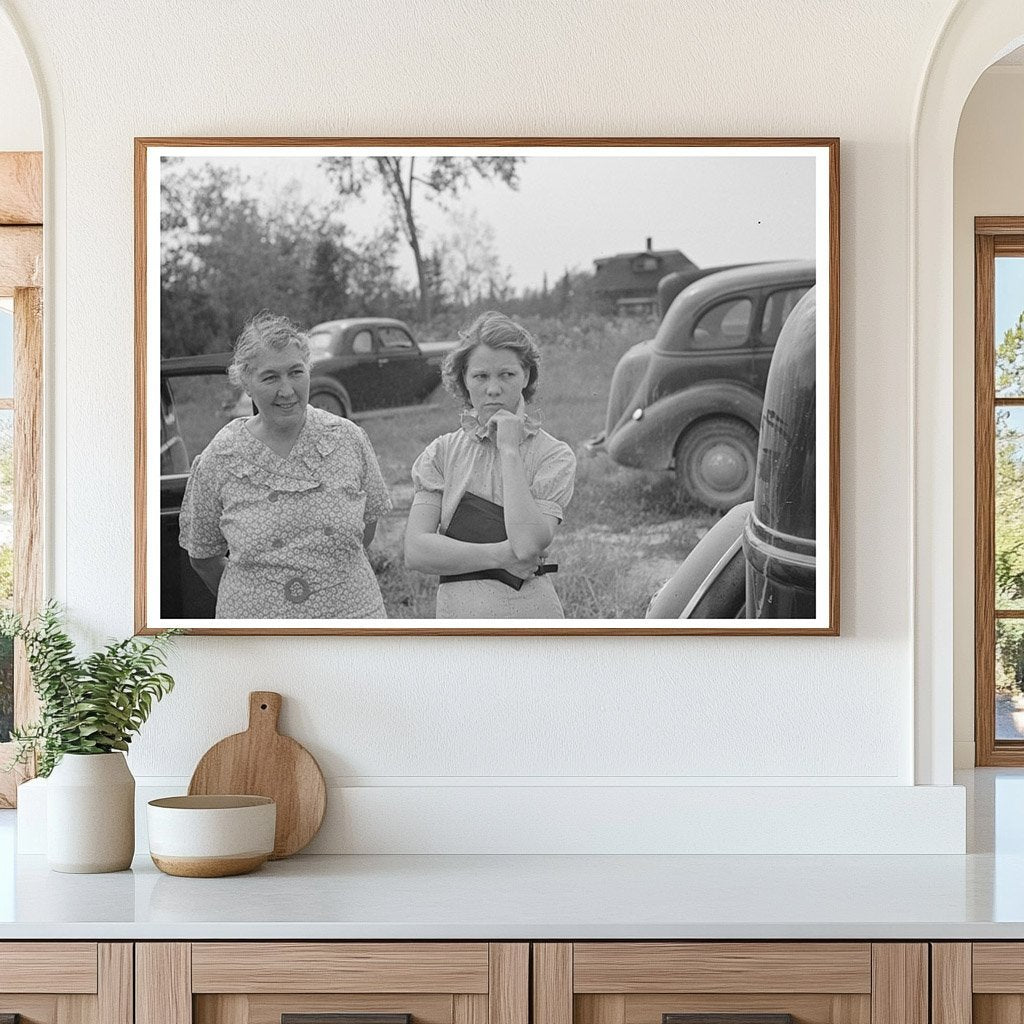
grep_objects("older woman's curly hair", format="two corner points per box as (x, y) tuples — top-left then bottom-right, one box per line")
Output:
(442, 311), (541, 407)
(228, 311), (311, 389)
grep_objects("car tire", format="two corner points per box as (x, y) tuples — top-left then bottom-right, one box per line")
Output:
(675, 417), (758, 510)
(309, 391), (349, 418)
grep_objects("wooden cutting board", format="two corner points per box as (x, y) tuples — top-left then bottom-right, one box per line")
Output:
(188, 691), (327, 859)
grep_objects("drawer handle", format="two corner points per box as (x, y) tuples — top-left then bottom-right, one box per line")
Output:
(664, 1016), (795, 1024)
(283, 1016), (411, 1024)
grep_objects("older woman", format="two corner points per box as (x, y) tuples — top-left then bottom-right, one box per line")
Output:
(404, 311), (576, 619)
(179, 312), (392, 619)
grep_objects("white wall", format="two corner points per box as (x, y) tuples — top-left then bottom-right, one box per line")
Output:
(0, 0), (974, 852)
(952, 66), (1024, 767)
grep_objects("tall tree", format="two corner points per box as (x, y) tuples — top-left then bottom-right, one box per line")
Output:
(320, 155), (523, 319)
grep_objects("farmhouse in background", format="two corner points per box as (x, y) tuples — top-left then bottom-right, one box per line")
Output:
(593, 237), (696, 316)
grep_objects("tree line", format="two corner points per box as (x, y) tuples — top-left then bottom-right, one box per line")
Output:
(160, 157), (602, 358)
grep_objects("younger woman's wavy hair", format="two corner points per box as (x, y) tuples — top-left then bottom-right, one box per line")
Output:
(228, 311), (311, 389)
(441, 311), (541, 406)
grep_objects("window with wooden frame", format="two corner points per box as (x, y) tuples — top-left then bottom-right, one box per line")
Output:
(0, 151), (43, 806)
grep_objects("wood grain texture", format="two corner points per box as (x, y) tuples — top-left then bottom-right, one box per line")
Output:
(133, 135), (839, 637)
(136, 943), (192, 1024)
(97, 945), (132, 1024)
(0, 943), (97, 993)
(57, 992), (94, 1024)
(573, 943), (871, 994)
(533, 944), (572, 1024)
(244, 995), (451, 1024)
(188, 691), (326, 858)
(453, 994), (487, 1024)
(976, 229), (998, 766)
(191, 943), (489, 994)
(0, 226), (41, 295)
(488, 944), (528, 1024)
(0, 153), (42, 225)
(978, 218), (1024, 236)
(576, 996), (625, 1024)
(971, 944), (1024, 991)
(870, 945), (927, 1024)
(974, 995), (1024, 1024)
(14, 286), (43, 732)
(0, 1001), (57, 1024)
(931, 945), (972, 1024)
(195, 995), (248, 1024)
(623, 994), (869, 1024)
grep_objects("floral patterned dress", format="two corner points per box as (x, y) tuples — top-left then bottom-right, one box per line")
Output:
(178, 407), (392, 619)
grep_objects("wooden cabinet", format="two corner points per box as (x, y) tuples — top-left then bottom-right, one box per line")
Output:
(136, 944), (528, 1024)
(532, 943), (928, 1024)
(0, 943), (132, 1024)
(932, 943), (1024, 1024)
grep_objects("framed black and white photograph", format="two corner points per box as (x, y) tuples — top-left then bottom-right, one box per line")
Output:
(135, 137), (838, 635)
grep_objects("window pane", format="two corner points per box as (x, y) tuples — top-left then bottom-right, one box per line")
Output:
(996, 256), (1024, 397)
(691, 298), (752, 350)
(0, 305), (14, 398)
(0, 411), (12, 742)
(997, 620), (1024, 740)
(997, 407), (1024, 609)
(163, 374), (249, 470)
(760, 287), (811, 349)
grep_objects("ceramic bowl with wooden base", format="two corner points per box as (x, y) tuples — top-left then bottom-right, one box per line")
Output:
(147, 795), (276, 877)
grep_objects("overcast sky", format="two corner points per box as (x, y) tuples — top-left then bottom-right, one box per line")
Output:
(171, 150), (818, 291)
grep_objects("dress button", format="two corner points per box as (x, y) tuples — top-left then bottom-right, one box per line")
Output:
(283, 577), (310, 604)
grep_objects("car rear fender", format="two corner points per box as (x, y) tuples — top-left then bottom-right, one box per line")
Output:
(309, 375), (352, 417)
(606, 381), (763, 470)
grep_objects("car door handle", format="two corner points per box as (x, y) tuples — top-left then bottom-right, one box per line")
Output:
(377, 358), (391, 365)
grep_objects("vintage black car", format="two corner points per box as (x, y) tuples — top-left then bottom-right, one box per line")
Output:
(646, 288), (818, 620)
(590, 260), (814, 510)
(306, 317), (451, 417)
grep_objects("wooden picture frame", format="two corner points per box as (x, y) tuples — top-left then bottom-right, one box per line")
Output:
(135, 137), (839, 636)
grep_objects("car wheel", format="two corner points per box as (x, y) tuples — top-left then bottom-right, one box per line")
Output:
(309, 392), (348, 418)
(675, 417), (758, 510)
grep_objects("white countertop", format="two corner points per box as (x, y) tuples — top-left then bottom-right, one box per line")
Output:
(0, 768), (1021, 941)
(0, 849), (1020, 940)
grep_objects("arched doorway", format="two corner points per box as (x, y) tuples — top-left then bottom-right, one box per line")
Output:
(914, 1), (1024, 784)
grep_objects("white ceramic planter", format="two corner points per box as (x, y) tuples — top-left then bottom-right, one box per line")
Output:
(46, 752), (135, 873)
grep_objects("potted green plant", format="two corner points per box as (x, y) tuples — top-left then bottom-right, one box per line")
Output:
(2, 603), (179, 873)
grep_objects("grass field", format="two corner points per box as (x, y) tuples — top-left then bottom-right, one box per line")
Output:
(361, 313), (717, 619)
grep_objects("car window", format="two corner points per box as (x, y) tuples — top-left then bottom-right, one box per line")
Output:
(308, 330), (335, 355)
(379, 326), (414, 350)
(691, 297), (752, 350)
(351, 329), (373, 355)
(760, 286), (811, 348)
(162, 374), (251, 472)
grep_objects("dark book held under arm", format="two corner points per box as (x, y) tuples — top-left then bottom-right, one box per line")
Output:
(439, 491), (557, 591)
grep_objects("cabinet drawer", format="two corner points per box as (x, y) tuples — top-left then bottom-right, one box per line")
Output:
(0, 943), (130, 1024)
(0, 942), (98, 993)
(139, 942), (528, 1024)
(534, 943), (926, 1024)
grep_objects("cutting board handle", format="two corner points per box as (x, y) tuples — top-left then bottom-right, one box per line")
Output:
(248, 691), (282, 734)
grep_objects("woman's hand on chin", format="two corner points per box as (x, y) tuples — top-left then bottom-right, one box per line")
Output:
(489, 408), (525, 450)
